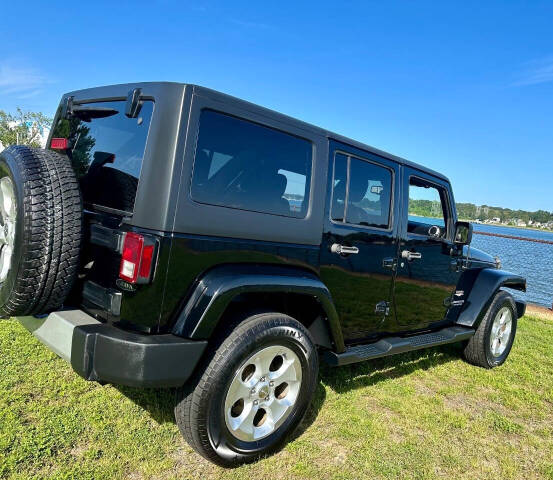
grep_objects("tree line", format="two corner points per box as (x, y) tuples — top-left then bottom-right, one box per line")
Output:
(410, 198), (553, 225)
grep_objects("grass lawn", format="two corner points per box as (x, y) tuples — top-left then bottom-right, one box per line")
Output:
(1, 315), (553, 480)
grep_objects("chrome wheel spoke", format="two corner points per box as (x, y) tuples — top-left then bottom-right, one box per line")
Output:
(226, 377), (255, 406)
(252, 407), (275, 440)
(270, 356), (299, 383)
(491, 338), (501, 356)
(253, 352), (275, 378)
(227, 399), (257, 434)
(0, 177), (15, 221)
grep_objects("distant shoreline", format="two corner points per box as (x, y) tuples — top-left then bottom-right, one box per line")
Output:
(409, 214), (553, 234)
(460, 219), (553, 234)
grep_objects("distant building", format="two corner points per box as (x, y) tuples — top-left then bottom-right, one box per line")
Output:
(491, 217), (501, 223)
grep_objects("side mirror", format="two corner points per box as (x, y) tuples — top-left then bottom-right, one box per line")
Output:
(454, 221), (473, 245)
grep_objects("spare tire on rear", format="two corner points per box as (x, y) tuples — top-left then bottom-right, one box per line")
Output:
(0, 145), (82, 317)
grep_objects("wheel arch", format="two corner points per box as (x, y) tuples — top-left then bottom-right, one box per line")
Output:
(455, 268), (526, 329)
(171, 264), (345, 353)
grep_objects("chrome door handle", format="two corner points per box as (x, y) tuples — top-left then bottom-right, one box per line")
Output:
(401, 250), (422, 261)
(331, 244), (359, 255)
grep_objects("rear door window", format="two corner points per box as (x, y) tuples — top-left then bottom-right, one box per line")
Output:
(50, 100), (154, 213)
(331, 153), (393, 229)
(191, 110), (313, 218)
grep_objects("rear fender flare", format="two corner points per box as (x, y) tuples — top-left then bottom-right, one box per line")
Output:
(455, 268), (526, 328)
(172, 264), (345, 352)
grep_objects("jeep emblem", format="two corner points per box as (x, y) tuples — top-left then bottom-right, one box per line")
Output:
(116, 279), (136, 292)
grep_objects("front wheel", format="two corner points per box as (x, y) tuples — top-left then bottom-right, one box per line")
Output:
(463, 290), (517, 368)
(174, 313), (319, 467)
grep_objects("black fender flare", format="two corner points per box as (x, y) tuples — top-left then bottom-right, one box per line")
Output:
(455, 268), (526, 328)
(172, 264), (345, 353)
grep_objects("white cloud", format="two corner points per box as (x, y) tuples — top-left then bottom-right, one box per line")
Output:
(512, 55), (553, 86)
(0, 61), (51, 98)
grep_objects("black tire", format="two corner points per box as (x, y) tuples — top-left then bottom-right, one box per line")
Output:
(0, 146), (82, 317)
(175, 312), (319, 467)
(463, 290), (517, 368)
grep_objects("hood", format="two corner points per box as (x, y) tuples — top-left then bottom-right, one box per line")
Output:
(463, 245), (498, 267)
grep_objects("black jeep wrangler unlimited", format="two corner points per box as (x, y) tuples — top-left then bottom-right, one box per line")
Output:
(0, 83), (526, 466)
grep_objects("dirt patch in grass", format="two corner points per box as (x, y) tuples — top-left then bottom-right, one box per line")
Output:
(526, 304), (553, 321)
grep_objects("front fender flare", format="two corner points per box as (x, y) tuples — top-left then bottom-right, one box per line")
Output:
(172, 264), (345, 352)
(455, 268), (526, 328)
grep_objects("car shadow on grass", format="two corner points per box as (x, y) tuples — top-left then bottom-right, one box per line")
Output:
(319, 343), (463, 394)
(115, 385), (177, 425)
(114, 344), (462, 433)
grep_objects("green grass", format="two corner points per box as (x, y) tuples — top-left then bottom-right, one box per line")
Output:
(1, 316), (553, 480)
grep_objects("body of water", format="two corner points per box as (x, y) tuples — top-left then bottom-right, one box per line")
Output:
(471, 223), (553, 308)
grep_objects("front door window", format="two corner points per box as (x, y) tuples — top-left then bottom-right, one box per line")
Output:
(407, 178), (448, 238)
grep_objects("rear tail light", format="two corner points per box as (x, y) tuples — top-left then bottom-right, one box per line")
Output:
(119, 232), (156, 284)
(50, 138), (68, 149)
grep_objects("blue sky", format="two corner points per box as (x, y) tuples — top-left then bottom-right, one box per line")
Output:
(1, 1), (552, 211)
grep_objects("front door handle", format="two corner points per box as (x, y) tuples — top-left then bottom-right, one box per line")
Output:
(401, 250), (422, 261)
(331, 244), (359, 255)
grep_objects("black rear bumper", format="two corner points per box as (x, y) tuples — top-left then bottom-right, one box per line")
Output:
(19, 310), (207, 388)
(71, 323), (207, 387)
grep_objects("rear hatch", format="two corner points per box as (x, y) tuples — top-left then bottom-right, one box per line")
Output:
(52, 98), (154, 214)
(49, 95), (158, 329)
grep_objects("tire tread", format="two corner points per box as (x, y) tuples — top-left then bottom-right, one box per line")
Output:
(0, 146), (82, 317)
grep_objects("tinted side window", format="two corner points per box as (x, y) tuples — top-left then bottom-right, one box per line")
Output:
(408, 178), (448, 237)
(330, 153), (348, 222)
(331, 153), (393, 229)
(191, 110), (312, 218)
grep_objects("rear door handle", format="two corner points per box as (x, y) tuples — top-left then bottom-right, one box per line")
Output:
(331, 244), (359, 255)
(382, 257), (397, 270)
(401, 250), (422, 261)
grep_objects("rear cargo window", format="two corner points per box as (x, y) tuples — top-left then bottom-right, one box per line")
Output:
(191, 110), (312, 218)
(51, 100), (154, 213)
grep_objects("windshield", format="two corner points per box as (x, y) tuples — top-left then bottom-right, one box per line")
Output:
(51, 99), (154, 213)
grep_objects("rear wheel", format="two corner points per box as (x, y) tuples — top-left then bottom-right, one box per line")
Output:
(0, 146), (82, 317)
(463, 290), (517, 368)
(174, 312), (319, 467)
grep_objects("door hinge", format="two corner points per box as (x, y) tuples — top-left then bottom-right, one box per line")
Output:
(375, 301), (390, 316)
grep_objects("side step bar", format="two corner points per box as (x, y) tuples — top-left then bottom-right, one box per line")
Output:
(324, 326), (475, 366)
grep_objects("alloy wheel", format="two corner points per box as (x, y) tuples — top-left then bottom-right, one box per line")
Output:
(224, 345), (303, 442)
(490, 306), (513, 357)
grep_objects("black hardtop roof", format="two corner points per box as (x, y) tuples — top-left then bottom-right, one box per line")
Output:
(65, 81), (450, 183)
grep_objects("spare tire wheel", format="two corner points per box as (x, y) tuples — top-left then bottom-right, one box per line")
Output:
(0, 145), (82, 317)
